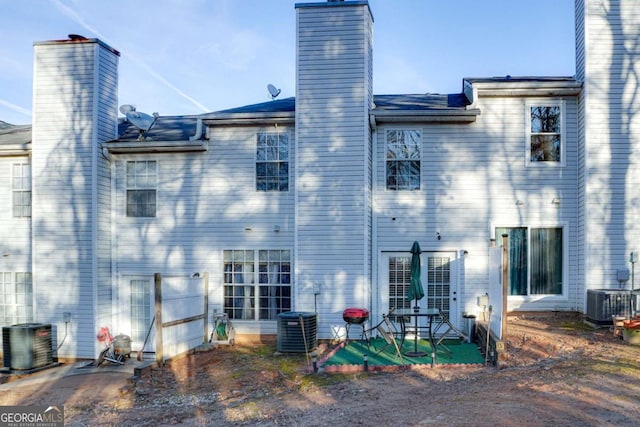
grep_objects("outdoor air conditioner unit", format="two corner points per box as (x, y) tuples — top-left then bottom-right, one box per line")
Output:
(2, 323), (54, 371)
(277, 312), (318, 353)
(586, 289), (636, 325)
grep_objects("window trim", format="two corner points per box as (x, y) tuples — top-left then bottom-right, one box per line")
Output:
(525, 100), (566, 167)
(11, 162), (31, 218)
(255, 131), (290, 192)
(0, 272), (34, 325)
(126, 160), (158, 218)
(493, 223), (568, 301)
(223, 249), (292, 321)
(384, 128), (422, 191)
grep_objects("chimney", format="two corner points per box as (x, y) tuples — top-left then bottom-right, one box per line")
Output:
(294, 1), (374, 319)
(31, 35), (120, 359)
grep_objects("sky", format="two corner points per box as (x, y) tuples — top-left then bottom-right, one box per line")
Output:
(0, 0), (575, 126)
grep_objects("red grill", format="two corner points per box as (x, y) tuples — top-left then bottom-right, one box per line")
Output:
(343, 308), (369, 325)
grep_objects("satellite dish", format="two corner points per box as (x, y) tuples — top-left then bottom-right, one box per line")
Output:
(127, 111), (156, 132)
(120, 105), (159, 141)
(267, 84), (281, 100)
(119, 104), (135, 115)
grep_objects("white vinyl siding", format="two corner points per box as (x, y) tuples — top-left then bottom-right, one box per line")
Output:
(576, 0), (640, 301)
(375, 95), (579, 314)
(31, 39), (118, 359)
(111, 125), (296, 335)
(295, 2), (373, 335)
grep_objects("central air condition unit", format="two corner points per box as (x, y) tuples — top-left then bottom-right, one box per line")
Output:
(2, 323), (54, 371)
(277, 312), (317, 353)
(586, 289), (638, 325)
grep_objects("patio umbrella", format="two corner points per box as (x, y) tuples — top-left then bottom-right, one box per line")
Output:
(407, 241), (425, 310)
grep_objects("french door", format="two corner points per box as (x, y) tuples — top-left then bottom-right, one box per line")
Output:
(381, 251), (458, 333)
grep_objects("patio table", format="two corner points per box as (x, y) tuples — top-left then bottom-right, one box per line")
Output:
(394, 308), (441, 367)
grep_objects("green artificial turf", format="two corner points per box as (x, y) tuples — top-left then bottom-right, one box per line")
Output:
(323, 337), (484, 367)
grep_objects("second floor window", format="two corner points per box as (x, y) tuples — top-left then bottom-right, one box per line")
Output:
(126, 160), (157, 217)
(12, 163), (31, 218)
(528, 103), (563, 165)
(386, 129), (421, 190)
(256, 132), (289, 191)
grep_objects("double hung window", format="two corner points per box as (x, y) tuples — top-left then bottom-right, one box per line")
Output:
(496, 227), (563, 296)
(386, 129), (421, 190)
(12, 163), (31, 218)
(0, 272), (33, 326)
(256, 132), (289, 191)
(223, 249), (291, 320)
(527, 102), (564, 165)
(126, 160), (157, 217)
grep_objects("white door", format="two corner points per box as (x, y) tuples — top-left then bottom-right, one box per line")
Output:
(116, 276), (155, 352)
(423, 252), (458, 323)
(380, 251), (459, 334)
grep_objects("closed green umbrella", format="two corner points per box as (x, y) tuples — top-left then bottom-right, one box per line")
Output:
(407, 241), (425, 309)
(405, 241), (428, 358)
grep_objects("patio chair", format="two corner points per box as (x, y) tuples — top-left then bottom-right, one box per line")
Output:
(366, 308), (404, 363)
(433, 309), (468, 357)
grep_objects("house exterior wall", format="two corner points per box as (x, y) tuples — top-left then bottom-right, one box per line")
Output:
(9, 0), (640, 358)
(575, 0), (587, 314)
(577, 0), (640, 300)
(373, 95), (581, 322)
(295, 0), (374, 337)
(111, 125), (296, 335)
(31, 39), (118, 359)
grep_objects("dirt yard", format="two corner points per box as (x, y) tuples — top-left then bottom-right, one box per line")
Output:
(1, 313), (639, 426)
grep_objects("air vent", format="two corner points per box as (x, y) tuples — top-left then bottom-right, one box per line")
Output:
(277, 312), (317, 353)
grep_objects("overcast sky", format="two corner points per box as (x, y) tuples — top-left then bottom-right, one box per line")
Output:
(0, 0), (575, 125)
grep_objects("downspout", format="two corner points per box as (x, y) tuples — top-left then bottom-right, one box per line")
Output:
(369, 112), (378, 317)
(463, 80), (478, 110)
(189, 118), (204, 141)
(91, 45), (100, 358)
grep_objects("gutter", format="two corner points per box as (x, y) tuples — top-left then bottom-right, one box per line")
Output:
(464, 79), (583, 98)
(370, 109), (480, 126)
(203, 112), (295, 127)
